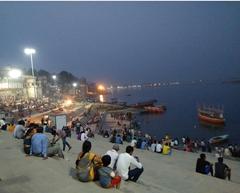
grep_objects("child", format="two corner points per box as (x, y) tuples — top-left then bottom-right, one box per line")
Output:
(98, 155), (121, 189)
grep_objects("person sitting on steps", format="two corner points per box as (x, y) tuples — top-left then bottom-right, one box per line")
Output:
(116, 146), (144, 182)
(98, 155), (121, 189)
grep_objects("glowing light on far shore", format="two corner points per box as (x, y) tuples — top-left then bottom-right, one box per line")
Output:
(8, 69), (22, 79)
(99, 95), (104, 103)
(97, 84), (105, 91)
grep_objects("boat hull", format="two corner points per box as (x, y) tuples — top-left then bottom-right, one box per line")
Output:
(198, 114), (225, 125)
(209, 135), (229, 144)
(144, 106), (166, 113)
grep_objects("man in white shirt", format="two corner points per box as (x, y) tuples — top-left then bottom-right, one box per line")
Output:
(116, 146), (144, 182)
(105, 144), (120, 169)
(80, 130), (88, 141)
(156, 141), (162, 153)
(130, 137), (137, 147)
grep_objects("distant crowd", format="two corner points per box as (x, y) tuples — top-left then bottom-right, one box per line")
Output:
(0, 97), (58, 118)
(96, 116), (240, 160)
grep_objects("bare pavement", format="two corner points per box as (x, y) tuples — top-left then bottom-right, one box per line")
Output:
(0, 130), (240, 193)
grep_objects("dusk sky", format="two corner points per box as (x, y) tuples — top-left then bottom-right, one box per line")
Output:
(0, 2), (240, 85)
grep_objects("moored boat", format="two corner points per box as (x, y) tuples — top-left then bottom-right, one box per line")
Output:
(198, 105), (225, 125)
(144, 105), (167, 113)
(130, 99), (157, 108)
(209, 134), (229, 144)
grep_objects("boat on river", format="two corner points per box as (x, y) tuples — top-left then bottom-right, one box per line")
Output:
(209, 134), (229, 144)
(198, 105), (225, 125)
(144, 105), (167, 113)
(130, 99), (157, 108)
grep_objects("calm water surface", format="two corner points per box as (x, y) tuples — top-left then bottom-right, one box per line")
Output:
(107, 83), (240, 143)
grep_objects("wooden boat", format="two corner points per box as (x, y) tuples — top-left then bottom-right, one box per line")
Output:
(144, 105), (167, 113)
(209, 134), (229, 144)
(198, 105), (225, 125)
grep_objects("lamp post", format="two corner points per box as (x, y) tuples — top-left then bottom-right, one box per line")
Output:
(52, 75), (57, 81)
(24, 48), (36, 77)
(73, 82), (77, 95)
(24, 48), (37, 98)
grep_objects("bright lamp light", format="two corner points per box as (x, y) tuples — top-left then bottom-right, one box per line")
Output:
(24, 48), (36, 55)
(72, 83), (77, 87)
(98, 84), (105, 91)
(52, 75), (57, 80)
(8, 69), (22, 79)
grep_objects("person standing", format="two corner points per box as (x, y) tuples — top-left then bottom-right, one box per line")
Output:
(53, 127), (72, 151)
(80, 130), (88, 142)
(116, 146), (144, 182)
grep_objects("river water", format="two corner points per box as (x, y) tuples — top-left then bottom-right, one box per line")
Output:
(107, 83), (240, 144)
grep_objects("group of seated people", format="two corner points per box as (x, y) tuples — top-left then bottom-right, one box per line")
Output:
(11, 120), (144, 189)
(196, 153), (231, 180)
(75, 141), (144, 189)
(12, 120), (67, 160)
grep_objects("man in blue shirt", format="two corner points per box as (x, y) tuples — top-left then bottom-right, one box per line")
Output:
(30, 127), (64, 160)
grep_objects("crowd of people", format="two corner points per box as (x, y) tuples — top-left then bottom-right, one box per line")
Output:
(0, 97), (59, 119)
(1, 115), (144, 189)
(97, 112), (240, 160)
(0, 107), (238, 190)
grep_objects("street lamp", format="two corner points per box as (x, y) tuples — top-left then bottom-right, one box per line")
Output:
(24, 48), (36, 77)
(24, 48), (37, 98)
(52, 75), (57, 80)
(72, 82), (77, 95)
(72, 82), (77, 87)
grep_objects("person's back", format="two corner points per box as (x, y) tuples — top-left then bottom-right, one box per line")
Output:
(136, 138), (142, 149)
(151, 141), (156, 152)
(196, 153), (213, 176)
(115, 135), (123, 144)
(76, 152), (95, 182)
(141, 140), (147, 150)
(116, 146), (143, 182)
(98, 155), (121, 189)
(106, 144), (119, 169)
(156, 142), (162, 153)
(75, 141), (102, 182)
(80, 131), (88, 142)
(30, 131), (48, 158)
(215, 157), (231, 180)
(130, 138), (137, 147)
(13, 124), (25, 139)
(162, 144), (170, 155)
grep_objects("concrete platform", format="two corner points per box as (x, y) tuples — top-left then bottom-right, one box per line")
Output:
(0, 131), (239, 193)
